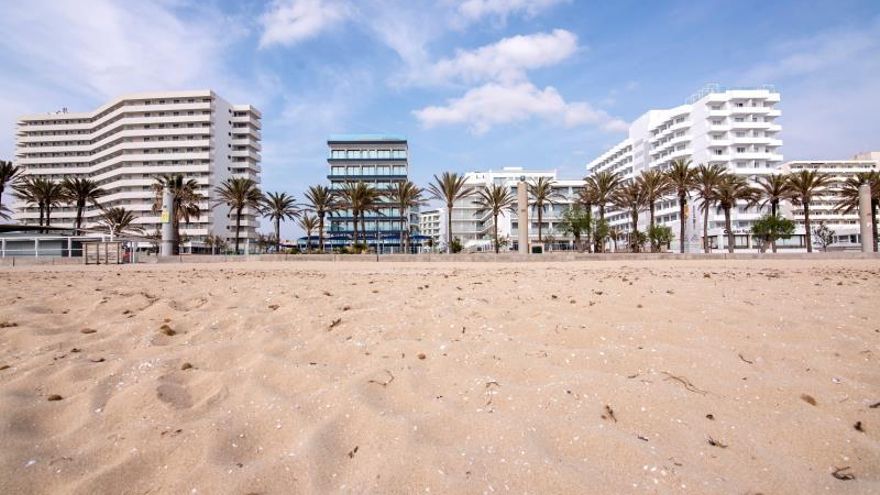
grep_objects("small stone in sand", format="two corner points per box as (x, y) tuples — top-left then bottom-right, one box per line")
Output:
(800, 394), (817, 406)
(854, 421), (864, 432)
(0, 364), (10, 371)
(268, 304), (280, 311)
(181, 362), (194, 371)
(417, 353), (426, 360)
(159, 324), (176, 336)
(47, 394), (63, 401)
(80, 328), (97, 334)
(706, 414), (715, 420)
(0, 321), (18, 328)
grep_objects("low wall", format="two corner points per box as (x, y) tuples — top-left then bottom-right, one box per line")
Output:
(3, 251), (879, 267)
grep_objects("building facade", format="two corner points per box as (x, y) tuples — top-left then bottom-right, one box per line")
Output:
(779, 157), (879, 249)
(13, 90), (261, 249)
(443, 167), (585, 251)
(419, 208), (442, 248)
(587, 85), (783, 251)
(326, 134), (416, 250)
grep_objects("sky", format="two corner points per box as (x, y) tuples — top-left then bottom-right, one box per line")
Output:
(0, 0), (878, 239)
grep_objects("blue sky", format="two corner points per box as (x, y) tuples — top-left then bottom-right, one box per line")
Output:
(1, 0), (878, 238)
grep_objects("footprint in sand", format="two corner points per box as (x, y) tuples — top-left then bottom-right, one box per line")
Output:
(156, 381), (194, 409)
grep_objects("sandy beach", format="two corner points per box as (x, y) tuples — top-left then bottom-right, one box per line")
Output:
(0, 259), (878, 494)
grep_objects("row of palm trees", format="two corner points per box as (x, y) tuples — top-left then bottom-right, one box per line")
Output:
(576, 159), (877, 253)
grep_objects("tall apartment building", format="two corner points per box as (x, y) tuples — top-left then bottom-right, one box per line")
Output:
(444, 167), (584, 251)
(326, 134), (416, 250)
(587, 85), (782, 251)
(13, 90), (262, 250)
(779, 156), (879, 248)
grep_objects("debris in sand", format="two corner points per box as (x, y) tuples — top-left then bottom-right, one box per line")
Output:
(869, 401), (880, 409)
(661, 371), (708, 395)
(368, 370), (395, 387)
(800, 394), (817, 406)
(707, 436), (727, 448)
(706, 414), (715, 420)
(70, 348), (81, 353)
(0, 364), (10, 370)
(159, 324), (176, 336)
(0, 321), (18, 328)
(601, 405), (617, 422)
(738, 353), (754, 364)
(636, 435), (648, 441)
(703, 273), (711, 278)
(322, 291), (332, 296)
(854, 421), (864, 432)
(831, 466), (855, 480)
(89, 358), (105, 363)
(80, 328), (97, 334)
(347, 445), (359, 458)
(328, 318), (342, 330)
(268, 304), (280, 311)
(47, 394), (63, 401)
(417, 353), (426, 360)
(485, 381), (501, 406)
(181, 362), (194, 371)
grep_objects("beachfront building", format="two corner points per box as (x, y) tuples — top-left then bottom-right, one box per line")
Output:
(587, 84), (783, 251)
(13, 90), (262, 251)
(419, 208), (442, 249)
(326, 134), (419, 251)
(779, 155), (879, 249)
(442, 167), (584, 251)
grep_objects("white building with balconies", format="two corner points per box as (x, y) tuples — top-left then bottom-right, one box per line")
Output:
(587, 84), (783, 251)
(445, 167), (585, 251)
(13, 90), (261, 250)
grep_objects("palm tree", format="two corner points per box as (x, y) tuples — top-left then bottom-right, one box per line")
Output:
(214, 177), (264, 255)
(298, 213), (319, 252)
(834, 171), (879, 252)
(98, 207), (141, 237)
(304, 185), (335, 252)
(637, 169), (673, 251)
(358, 183), (383, 248)
(786, 170), (833, 253)
(427, 172), (471, 254)
(473, 184), (516, 253)
(15, 177), (64, 232)
(754, 173), (792, 252)
(387, 180), (424, 253)
(694, 164), (728, 253)
(62, 177), (105, 231)
(336, 182), (382, 250)
(611, 180), (647, 252)
(153, 174), (203, 254)
(336, 182), (361, 246)
(576, 185), (598, 252)
(204, 233), (227, 255)
(665, 159), (697, 253)
(583, 170), (621, 252)
(0, 160), (21, 219)
(262, 191), (299, 253)
(713, 174), (759, 253)
(527, 177), (563, 243)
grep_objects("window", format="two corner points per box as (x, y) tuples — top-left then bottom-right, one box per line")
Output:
(736, 147), (746, 153)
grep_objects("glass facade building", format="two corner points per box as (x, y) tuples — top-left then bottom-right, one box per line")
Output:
(326, 134), (415, 249)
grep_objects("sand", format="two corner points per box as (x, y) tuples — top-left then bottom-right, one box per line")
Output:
(0, 259), (878, 494)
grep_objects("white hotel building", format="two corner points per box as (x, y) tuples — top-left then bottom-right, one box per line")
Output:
(13, 90), (262, 250)
(441, 167), (584, 251)
(587, 85), (783, 251)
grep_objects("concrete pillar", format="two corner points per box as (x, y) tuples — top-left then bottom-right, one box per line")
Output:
(160, 185), (175, 256)
(517, 179), (529, 254)
(1, 238), (5, 258)
(34, 238), (39, 258)
(859, 183), (872, 252)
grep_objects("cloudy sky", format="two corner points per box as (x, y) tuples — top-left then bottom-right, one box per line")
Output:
(0, 0), (878, 236)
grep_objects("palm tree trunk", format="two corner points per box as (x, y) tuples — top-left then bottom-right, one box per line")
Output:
(649, 203), (656, 252)
(537, 204), (543, 242)
(234, 207), (243, 254)
(804, 204), (812, 253)
(352, 214), (359, 246)
(678, 195), (686, 254)
(631, 210), (639, 253)
(493, 213), (500, 253)
(318, 213), (325, 253)
(597, 204), (605, 253)
(275, 218), (281, 253)
(75, 201), (84, 231)
(703, 203), (710, 253)
(725, 206), (734, 253)
(771, 201), (778, 253)
(446, 205), (453, 254)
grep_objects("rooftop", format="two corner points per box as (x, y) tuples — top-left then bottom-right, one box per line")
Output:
(328, 134), (407, 144)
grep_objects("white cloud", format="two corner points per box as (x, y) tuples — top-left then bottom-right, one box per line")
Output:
(419, 29), (578, 85)
(457, 0), (568, 22)
(413, 82), (627, 134)
(259, 0), (353, 48)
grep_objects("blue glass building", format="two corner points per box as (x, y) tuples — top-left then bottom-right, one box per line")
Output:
(326, 134), (417, 251)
